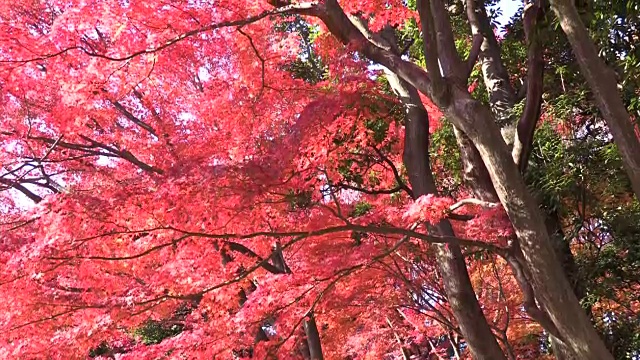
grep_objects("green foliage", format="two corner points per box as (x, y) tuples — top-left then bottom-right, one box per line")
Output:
(350, 201), (372, 217)
(337, 159), (364, 185)
(524, 122), (571, 212)
(525, 119), (630, 214)
(283, 59), (326, 84)
(275, 14), (326, 84)
(133, 320), (184, 346)
(574, 202), (640, 359)
(364, 117), (390, 144)
(88, 342), (112, 358)
(285, 190), (313, 210)
(429, 118), (462, 194)
(398, 3), (640, 356)
(524, 120), (639, 358)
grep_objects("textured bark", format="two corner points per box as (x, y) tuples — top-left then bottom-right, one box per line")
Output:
(461, 5), (582, 355)
(463, 3), (586, 357)
(456, 0), (584, 360)
(416, 0), (448, 100)
(429, 0), (500, 203)
(545, 211), (583, 360)
(427, 0), (467, 82)
(466, 0), (517, 126)
(550, 0), (640, 201)
(453, 126), (500, 202)
(511, 1), (545, 173)
(444, 90), (612, 360)
(316, 1), (613, 358)
(350, 15), (506, 360)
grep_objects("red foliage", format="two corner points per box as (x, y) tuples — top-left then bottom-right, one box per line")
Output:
(0, 1), (539, 359)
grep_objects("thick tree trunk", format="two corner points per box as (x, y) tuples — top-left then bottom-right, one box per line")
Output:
(550, 0), (640, 201)
(545, 211), (583, 360)
(462, 2), (590, 358)
(426, 0), (501, 205)
(387, 72), (507, 360)
(463, 3), (595, 357)
(444, 91), (612, 360)
(351, 12), (506, 358)
(317, 1), (613, 358)
(462, 0), (519, 180)
(453, 126), (500, 202)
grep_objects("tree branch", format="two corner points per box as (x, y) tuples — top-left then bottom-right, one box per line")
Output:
(111, 100), (158, 137)
(449, 198), (498, 212)
(505, 245), (565, 342)
(549, 0), (640, 201)
(2, 3), (319, 64)
(0, 178), (43, 203)
(511, 1), (546, 173)
(465, 0), (516, 123)
(465, 34), (483, 79)
(428, 0), (466, 83)
(416, 0), (449, 103)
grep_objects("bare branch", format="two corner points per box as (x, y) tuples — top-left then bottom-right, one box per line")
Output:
(465, 34), (483, 79)
(417, 0), (449, 102)
(449, 198), (499, 212)
(0, 178), (43, 203)
(511, 1), (546, 173)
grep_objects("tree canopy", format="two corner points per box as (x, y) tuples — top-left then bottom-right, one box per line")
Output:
(1, 0), (639, 359)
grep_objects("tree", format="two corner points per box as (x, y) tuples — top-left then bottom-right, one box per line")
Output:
(549, 0), (640, 201)
(0, 0), (637, 359)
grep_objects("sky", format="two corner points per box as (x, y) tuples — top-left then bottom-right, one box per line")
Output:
(495, 0), (522, 31)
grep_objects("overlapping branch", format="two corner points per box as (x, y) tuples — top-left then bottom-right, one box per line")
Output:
(1, 3), (319, 64)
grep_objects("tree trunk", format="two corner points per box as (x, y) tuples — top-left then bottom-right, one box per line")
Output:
(453, 126), (500, 202)
(545, 210), (591, 360)
(349, 13), (505, 358)
(464, 3), (592, 358)
(303, 312), (324, 360)
(511, 1), (545, 173)
(317, 2), (613, 358)
(444, 90), (612, 360)
(387, 71), (507, 360)
(550, 0), (640, 201)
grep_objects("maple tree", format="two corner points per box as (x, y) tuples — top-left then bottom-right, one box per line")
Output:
(1, 0), (639, 359)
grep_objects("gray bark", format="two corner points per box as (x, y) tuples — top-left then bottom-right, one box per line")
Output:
(463, 3), (585, 357)
(431, 0), (501, 203)
(462, 2), (588, 357)
(511, 2), (545, 173)
(453, 126), (500, 202)
(466, 0), (517, 126)
(545, 211), (584, 360)
(315, 1), (613, 358)
(447, 89), (611, 360)
(350, 13), (507, 359)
